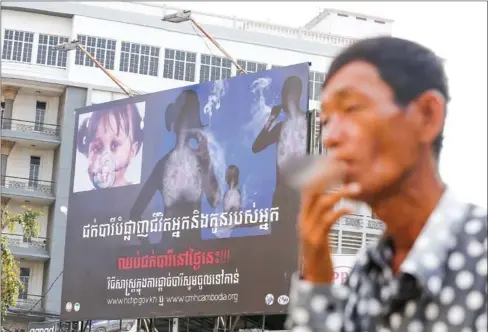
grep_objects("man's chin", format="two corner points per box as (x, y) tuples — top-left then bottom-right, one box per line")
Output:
(343, 177), (376, 203)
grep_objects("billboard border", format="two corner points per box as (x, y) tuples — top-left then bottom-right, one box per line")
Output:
(60, 62), (312, 320)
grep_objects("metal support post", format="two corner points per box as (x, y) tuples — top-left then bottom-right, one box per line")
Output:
(172, 318), (179, 332)
(162, 10), (247, 75)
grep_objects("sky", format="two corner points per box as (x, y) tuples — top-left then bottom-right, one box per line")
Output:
(115, 1), (488, 207)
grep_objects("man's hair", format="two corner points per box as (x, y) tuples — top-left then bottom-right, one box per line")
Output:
(323, 36), (450, 160)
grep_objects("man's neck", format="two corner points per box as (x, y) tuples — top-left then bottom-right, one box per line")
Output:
(372, 158), (446, 254)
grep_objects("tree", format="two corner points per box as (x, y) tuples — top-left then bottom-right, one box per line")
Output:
(1, 205), (42, 322)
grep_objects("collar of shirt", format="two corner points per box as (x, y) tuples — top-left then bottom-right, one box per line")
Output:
(368, 188), (471, 297)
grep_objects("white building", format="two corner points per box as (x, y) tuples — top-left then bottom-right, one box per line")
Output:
(1, 2), (391, 330)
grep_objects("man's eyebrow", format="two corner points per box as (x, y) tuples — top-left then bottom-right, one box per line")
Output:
(321, 87), (362, 118)
(333, 88), (357, 98)
(322, 87), (358, 104)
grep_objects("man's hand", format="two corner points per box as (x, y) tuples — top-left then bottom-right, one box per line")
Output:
(298, 160), (361, 283)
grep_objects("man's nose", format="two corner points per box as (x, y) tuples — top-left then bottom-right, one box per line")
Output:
(322, 115), (344, 151)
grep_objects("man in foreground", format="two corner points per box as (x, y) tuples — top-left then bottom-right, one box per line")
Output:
(286, 37), (487, 332)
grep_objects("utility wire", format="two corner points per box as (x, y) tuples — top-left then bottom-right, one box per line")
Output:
(3, 270), (63, 328)
(191, 23), (217, 57)
(29, 270), (64, 312)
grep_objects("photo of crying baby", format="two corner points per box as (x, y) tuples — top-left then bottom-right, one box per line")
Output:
(72, 101), (145, 193)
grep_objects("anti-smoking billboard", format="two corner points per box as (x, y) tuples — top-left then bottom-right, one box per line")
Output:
(60, 63), (310, 320)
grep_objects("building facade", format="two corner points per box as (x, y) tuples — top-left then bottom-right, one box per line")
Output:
(1, 2), (392, 330)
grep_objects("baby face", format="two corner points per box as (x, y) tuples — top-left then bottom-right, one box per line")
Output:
(87, 114), (136, 187)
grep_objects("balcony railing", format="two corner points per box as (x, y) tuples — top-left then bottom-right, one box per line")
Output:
(1, 118), (60, 138)
(11, 294), (43, 311)
(1, 175), (54, 196)
(4, 233), (49, 251)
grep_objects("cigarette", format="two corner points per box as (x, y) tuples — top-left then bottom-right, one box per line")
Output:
(283, 155), (346, 193)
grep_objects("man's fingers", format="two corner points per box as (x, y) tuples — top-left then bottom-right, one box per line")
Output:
(308, 195), (338, 226)
(306, 208), (352, 248)
(302, 182), (361, 222)
(299, 182), (362, 249)
(300, 199), (351, 240)
(318, 208), (352, 234)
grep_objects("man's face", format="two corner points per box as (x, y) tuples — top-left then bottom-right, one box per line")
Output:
(321, 61), (427, 201)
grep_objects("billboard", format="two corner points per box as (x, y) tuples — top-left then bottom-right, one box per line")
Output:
(61, 63), (310, 320)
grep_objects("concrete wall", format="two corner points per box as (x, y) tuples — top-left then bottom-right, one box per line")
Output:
(11, 92), (60, 125)
(18, 260), (45, 296)
(91, 89), (128, 104)
(1, 2), (339, 103)
(6, 145), (54, 182)
(1, 9), (71, 81)
(311, 11), (393, 38)
(66, 14), (334, 93)
(42, 86), (87, 315)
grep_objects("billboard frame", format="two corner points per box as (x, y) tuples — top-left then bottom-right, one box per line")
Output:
(61, 62), (312, 321)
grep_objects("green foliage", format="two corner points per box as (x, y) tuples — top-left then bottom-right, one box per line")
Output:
(1, 205), (42, 322)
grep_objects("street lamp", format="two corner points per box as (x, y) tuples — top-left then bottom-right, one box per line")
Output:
(162, 10), (192, 23)
(53, 40), (136, 97)
(162, 10), (247, 75)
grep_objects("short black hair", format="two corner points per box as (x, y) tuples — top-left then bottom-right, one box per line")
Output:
(323, 36), (449, 160)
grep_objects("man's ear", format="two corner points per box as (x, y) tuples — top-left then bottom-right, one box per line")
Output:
(413, 90), (446, 147)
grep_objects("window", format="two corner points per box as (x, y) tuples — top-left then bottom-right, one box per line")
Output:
(163, 49), (196, 82)
(2, 29), (34, 63)
(120, 42), (159, 76)
(309, 71), (325, 101)
(18, 267), (30, 299)
(329, 229), (339, 254)
(271, 65), (282, 69)
(309, 110), (325, 155)
(365, 233), (381, 246)
(236, 59), (267, 75)
(200, 54), (232, 83)
(1, 102), (6, 130)
(29, 156), (40, 188)
(318, 126), (326, 156)
(37, 34), (69, 68)
(341, 230), (363, 254)
(75, 35), (116, 70)
(34, 101), (47, 132)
